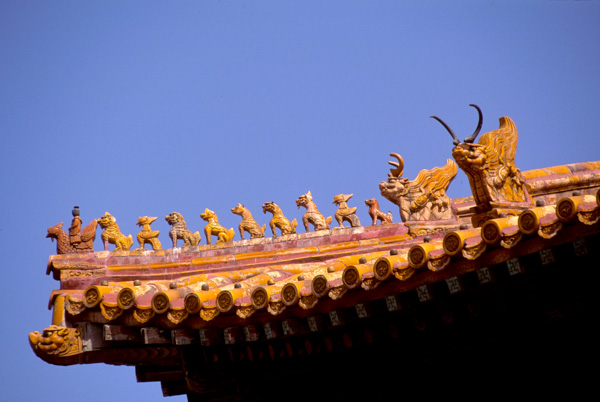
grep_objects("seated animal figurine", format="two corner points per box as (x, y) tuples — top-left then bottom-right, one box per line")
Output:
(231, 203), (266, 240)
(296, 191), (332, 232)
(262, 202), (298, 237)
(365, 198), (393, 226)
(333, 193), (361, 228)
(98, 212), (133, 251)
(136, 216), (162, 251)
(165, 212), (201, 248)
(200, 208), (235, 244)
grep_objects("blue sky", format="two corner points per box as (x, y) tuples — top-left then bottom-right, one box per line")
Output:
(1, 1), (599, 400)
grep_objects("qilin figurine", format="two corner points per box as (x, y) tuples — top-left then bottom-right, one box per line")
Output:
(431, 104), (528, 208)
(98, 212), (133, 251)
(165, 212), (201, 248)
(231, 203), (266, 240)
(262, 202), (298, 236)
(379, 153), (457, 221)
(332, 193), (361, 228)
(46, 206), (97, 254)
(135, 216), (162, 250)
(365, 198), (393, 225)
(201, 208), (235, 244)
(296, 191), (332, 232)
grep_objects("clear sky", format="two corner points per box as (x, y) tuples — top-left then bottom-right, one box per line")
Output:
(1, 1), (598, 400)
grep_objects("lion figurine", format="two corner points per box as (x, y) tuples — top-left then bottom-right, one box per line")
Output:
(165, 212), (201, 248)
(98, 212), (133, 251)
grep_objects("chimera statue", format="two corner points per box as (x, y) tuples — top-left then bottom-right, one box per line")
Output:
(262, 202), (298, 236)
(231, 203), (266, 240)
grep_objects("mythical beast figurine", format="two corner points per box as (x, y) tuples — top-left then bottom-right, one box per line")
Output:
(231, 203), (266, 240)
(165, 212), (201, 248)
(431, 104), (530, 225)
(365, 198), (393, 226)
(135, 216), (162, 250)
(332, 193), (361, 228)
(98, 212), (133, 251)
(200, 208), (235, 244)
(379, 153), (457, 221)
(296, 191), (332, 232)
(262, 201), (298, 236)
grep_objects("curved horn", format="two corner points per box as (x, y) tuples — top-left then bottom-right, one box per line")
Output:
(464, 104), (483, 143)
(388, 153), (404, 177)
(430, 115), (460, 146)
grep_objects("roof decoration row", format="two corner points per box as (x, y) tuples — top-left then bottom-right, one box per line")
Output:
(32, 105), (600, 368)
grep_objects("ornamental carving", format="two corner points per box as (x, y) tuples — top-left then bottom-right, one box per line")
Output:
(165, 212), (201, 248)
(135, 216), (162, 251)
(29, 325), (82, 364)
(262, 202), (298, 236)
(432, 104), (529, 211)
(365, 198), (393, 226)
(231, 203), (266, 240)
(200, 208), (235, 244)
(332, 194), (361, 228)
(379, 153), (457, 222)
(296, 191), (332, 232)
(98, 212), (133, 251)
(46, 207), (97, 254)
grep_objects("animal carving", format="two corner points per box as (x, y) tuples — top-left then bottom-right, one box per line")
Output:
(431, 104), (528, 207)
(332, 194), (361, 228)
(165, 212), (201, 248)
(98, 212), (133, 251)
(231, 204), (266, 240)
(365, 198), (393, 226)
(200, 208), (235, 244)
(379, 153), (457, 222)
(135, 216), (162, 250)
(46, 220), (97, 254)
(262, 202), (298, 236)
(296, 191), (332, 232)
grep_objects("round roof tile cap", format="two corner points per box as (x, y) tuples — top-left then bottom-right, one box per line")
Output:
(573, 191), (582, 196)
(201, 284), (210, 291)
(169, 282), (177, 289)
(133, 280), (142, 286)
(101, 280), (108, 286)
(423, 235), (432, 243)
(459, 224), (469, 230)
(536, 199), (546, 207)
(359, 257), (367, 264)
(234, 283), (242, 289)
(267, 279), (275, 285)
(390, 249), (398, 256)
(327, 266), (335, 273)
(298, 275), (305, 281)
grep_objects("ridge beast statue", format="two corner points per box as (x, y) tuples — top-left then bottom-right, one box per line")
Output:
(379, 153), (457, 221)
(46, 206), (97, 254)
(135, 216), (162, 250)
(262, 201), (298, 236)
(296, 191), (332, 232)
(165, 212), (201, 248)
(201, 208), (235, 244)
(332, 193), (361, 228)
(431, 104), (530, 224)
(231, 203), (266, 240)
(98, 212), (133, 251)
(365, 198), (393, 226)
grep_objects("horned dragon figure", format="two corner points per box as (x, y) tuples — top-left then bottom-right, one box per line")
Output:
(379, 153), (457, 222)
(430, 104), (529, 220)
